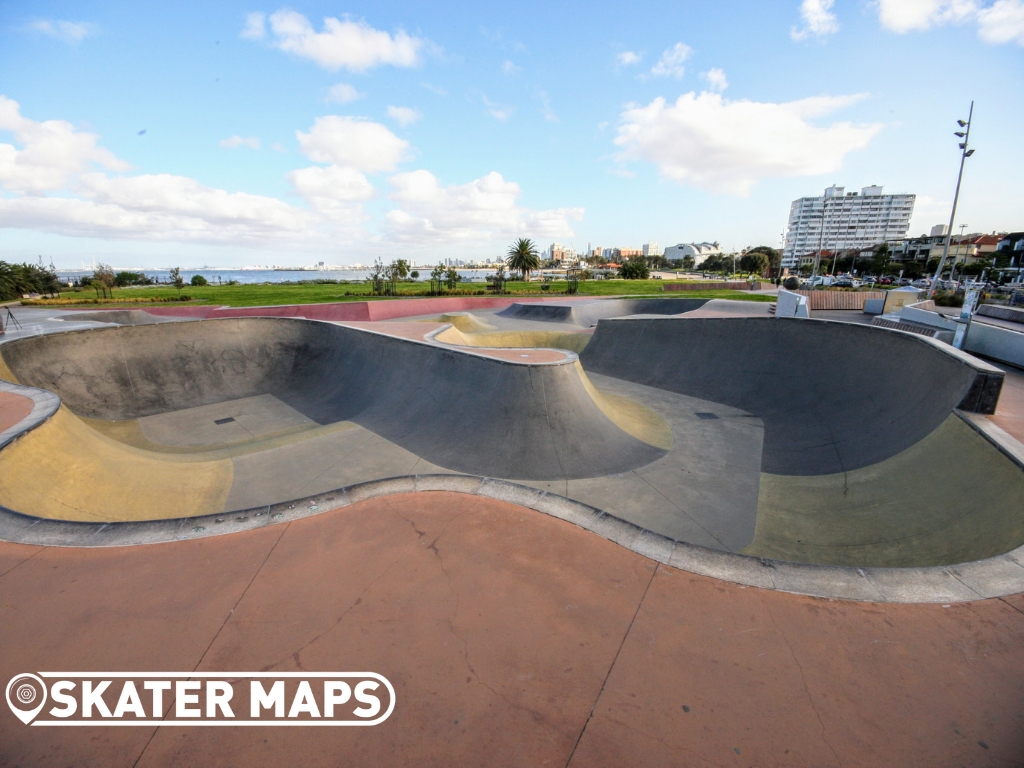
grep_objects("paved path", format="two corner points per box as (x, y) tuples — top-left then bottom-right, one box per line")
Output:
(1, 491), (1022, 767)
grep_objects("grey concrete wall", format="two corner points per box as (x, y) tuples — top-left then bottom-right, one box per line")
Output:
(580, 316), (994, 476)
(965, 321), (1024, 369)
(0, 318), (665, 481)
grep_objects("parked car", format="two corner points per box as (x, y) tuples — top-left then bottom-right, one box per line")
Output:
(912, 278), (932, 288)
(877, 277), (894, 285)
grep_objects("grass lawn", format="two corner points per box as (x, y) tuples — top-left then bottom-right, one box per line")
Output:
(36, 280), (775, 308)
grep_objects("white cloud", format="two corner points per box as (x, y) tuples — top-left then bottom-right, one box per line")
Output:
(650, 43), (692, 78)
(256, 9), (424, 71)
(617, 51), (642, 66)
(385, 170), (583, 244)
(296, 116), (409, 173)
(701, 68), (729, 92)
(421, 82), (449, 96)
(791, 0), (840, 40)
(271, 142), (288, 153)
(387, 106), (422, 126)
(0, 174), (321, 245)
(538, 92), (559, 123)
(287, 165), (373, 224)
(977, 0), (1024, 43)
(0, 96), (331, 246)
(482, 95), (513, 121)
(220, 135), (260, 150)
(326, 83), (362, 104)
(876, 0), (978, 32)
(875, 0), (1024, 45)
(501, 59), (522, 75)
(614, 91), (881, 196)
(29, 20), (96, 42)
(240, 12), (266, 40)
(0, 95), (129, 194)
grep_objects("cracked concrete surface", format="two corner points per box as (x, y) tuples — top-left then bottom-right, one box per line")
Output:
(2, 491), (1022, 767)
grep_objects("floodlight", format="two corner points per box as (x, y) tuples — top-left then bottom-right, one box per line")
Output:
(957, 120), (967, 127)
(959, 143), (966, 149)
(965, 149), (975, 157)
(954, 132), (965, 137)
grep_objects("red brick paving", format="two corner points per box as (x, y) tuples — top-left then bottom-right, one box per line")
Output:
(1, 492), (1022, 767)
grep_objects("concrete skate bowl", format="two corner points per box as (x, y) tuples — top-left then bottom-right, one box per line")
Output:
(0, 317), (669, 523)
(497, 298), (715, 327)
(431, 325), (594, 354)
(0, 312), (1022, 583)
(432, 299), (769, 354)
(580, 316), (1024, 568)
(58, 309), (168, 325)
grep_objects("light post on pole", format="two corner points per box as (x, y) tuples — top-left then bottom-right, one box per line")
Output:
(950, 223), (968, 284)
(810, 191), (833, 285)
(928, 102), (976, 299)
(774, 233), (782, 286)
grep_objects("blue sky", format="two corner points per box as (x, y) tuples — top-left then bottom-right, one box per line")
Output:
(1, 0), (1022, 268)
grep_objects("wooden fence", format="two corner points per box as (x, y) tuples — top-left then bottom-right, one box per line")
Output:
(794, 290), (886, 310)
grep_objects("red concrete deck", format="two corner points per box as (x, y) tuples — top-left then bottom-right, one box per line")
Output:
(0, 391), (33, 433)
(1, 492), (1022, 766)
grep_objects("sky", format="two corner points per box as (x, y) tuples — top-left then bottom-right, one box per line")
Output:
(0, 0), (1022, 269)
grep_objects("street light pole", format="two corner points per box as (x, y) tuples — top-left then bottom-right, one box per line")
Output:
(928, 101), (975, 299)
(951, 223), (968, 284)
(811, 193), (829, 283)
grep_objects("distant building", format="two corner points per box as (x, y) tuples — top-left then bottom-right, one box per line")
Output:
(619, 248), (643, 259)
(782, 185), (915, 268)
(663, 242), (721, 266)
(548, 242), (579, 266)
(642, 241), (662, 257)
(996, 233), (1024, 276)
(890, 232), (1004, 266)
(930, 224), (949, 238)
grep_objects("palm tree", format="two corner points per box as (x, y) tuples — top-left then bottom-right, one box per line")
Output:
(506, 238), (540, 283)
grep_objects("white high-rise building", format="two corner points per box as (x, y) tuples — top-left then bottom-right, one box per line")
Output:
(642, 241), (661, 257)
(782, 185), (915, 267)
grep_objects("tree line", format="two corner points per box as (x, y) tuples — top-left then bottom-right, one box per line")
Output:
(0, 259), (63, 302)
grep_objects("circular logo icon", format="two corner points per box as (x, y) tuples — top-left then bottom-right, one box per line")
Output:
(6, 673), (48, 725)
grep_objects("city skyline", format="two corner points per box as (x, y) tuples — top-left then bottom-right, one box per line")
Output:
(1, 0), (1022, 269)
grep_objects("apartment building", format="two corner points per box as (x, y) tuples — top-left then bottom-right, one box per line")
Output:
(782, 185), (915, 268)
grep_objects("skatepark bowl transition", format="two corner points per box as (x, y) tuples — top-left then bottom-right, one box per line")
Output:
(0, 295), (1022, 579)
(2, 295), (1024, 765)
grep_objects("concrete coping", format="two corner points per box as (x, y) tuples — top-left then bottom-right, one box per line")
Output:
(1, 473), (1023, 605)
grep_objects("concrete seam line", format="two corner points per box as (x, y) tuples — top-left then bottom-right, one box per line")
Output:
(0, 474), (1022, 604)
